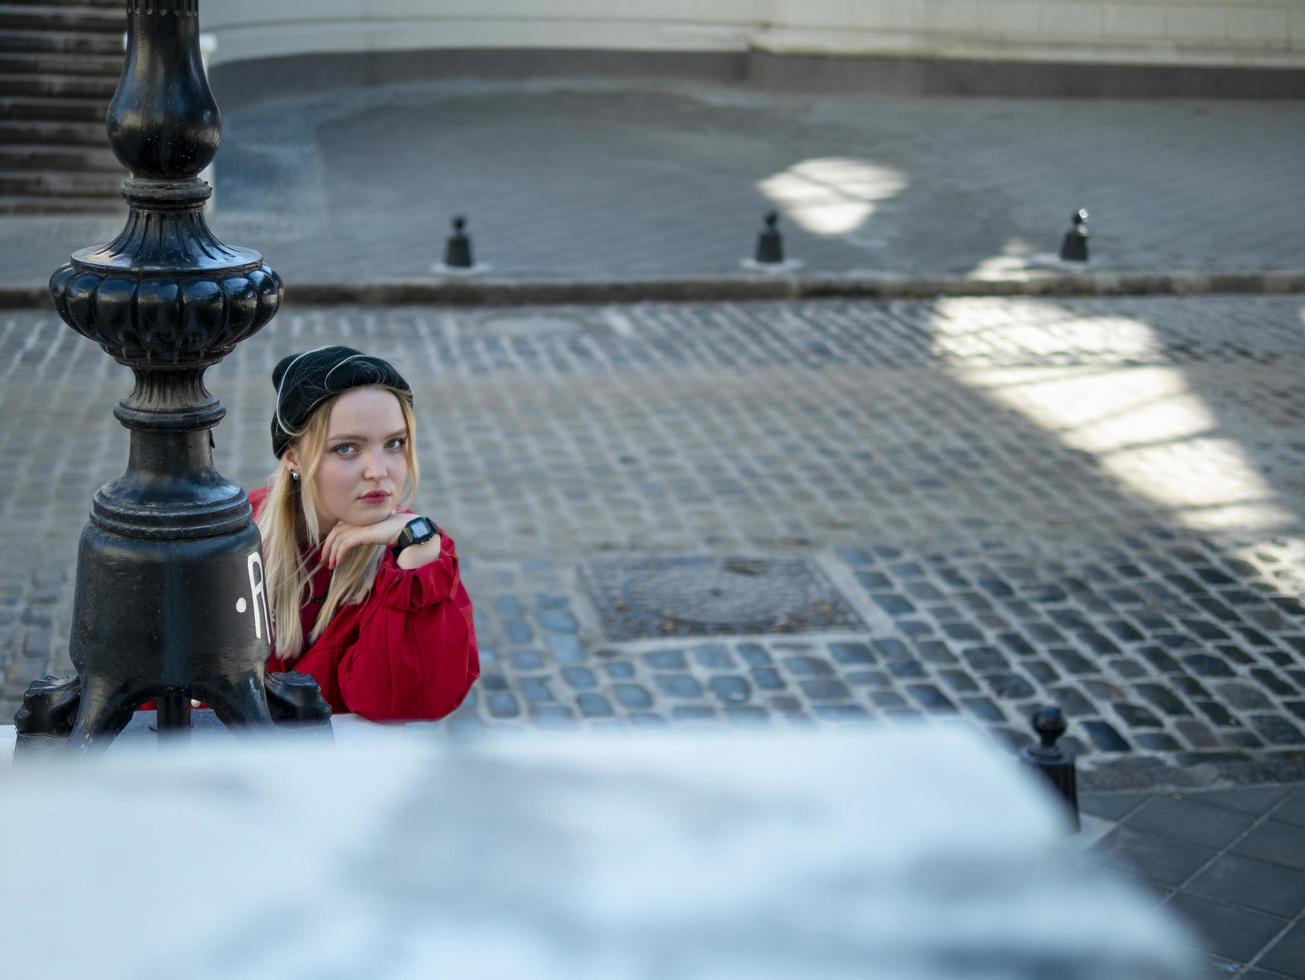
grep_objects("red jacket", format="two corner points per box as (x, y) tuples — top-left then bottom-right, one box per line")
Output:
(252, 486), (479, 722)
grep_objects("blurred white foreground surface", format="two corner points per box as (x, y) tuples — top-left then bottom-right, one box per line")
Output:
(0, 723), (1193, 979)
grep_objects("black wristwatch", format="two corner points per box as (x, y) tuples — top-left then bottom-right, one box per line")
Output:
(392, 516), (440, 559)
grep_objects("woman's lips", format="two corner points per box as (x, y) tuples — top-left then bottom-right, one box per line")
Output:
(360, 491), (390, 503)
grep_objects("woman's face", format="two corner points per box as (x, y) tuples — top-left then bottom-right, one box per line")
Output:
(293, 386), (410, 535)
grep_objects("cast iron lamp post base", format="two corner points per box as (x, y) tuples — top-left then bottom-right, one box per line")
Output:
(13, 0), (328, 751)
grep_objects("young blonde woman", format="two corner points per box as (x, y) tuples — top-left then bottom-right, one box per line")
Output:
(250, 345), (478, 721)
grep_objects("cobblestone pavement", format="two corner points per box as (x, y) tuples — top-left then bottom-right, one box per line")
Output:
(2, 294), (1304, 796)
(2, 83), (1304, 286)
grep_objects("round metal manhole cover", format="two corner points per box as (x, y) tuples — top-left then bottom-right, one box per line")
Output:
(584, 557), (864, 639)
(478, 315), (584, 339)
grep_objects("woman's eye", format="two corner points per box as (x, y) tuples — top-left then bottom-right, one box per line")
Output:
(331, 443), (357, 456)
(386, 438), (407, 450)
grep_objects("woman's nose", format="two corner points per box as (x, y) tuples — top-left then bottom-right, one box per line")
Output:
(362, 449), (387, 479)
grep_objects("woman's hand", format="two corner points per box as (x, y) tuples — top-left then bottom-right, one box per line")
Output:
(321, 513), (412, 569)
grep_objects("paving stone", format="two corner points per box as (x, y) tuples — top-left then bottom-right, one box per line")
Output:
(709, 675), (752, 704)
(1194, 701), (1244, 728)
(545, 634), (586, 665)
(1214, 682), (1272, 711)
(768, 695), (803, 714)
(1080, 791), (1151, 822)
(1249, 715), (1305, 746)
(855, 571), (891, 589)
(1082, 720), (1131, 753)
(736, 643), (771, 666)
(1025, 623), (1067, 645)
(1091, 827), (1214, 887)
(1133, 733), (1182, 751)
(1125, 796), (1257, 848)
(962, 646), (1008, 672)
(1183, 655), (1236, 678)
(1173, 677), (1213, 699)
(605, 662), (635, 680)
(912, 639), (957, 664)
(1134, 684), (1192, 717)
(871, 638), (910, 660)
(725, 705), (770, 724)
(1166, 892), (1291, 965)
(643, 649), (687, 670)
(844, 669), (892, 688)
(549, 667), (600, 701)
(829, 642), (875, 666)
(518, 677), (555, 703)
(1105, 619), (1146, 642)
(487, 692), (520, 718)
(692, 643), (736, 670)
(942, 622), (984, 643)
(1048, 647), (1096, 676)
(812, 704), (870, 722)
(961, 696), (1004, 723)
(1251, 668), (1296, 697)
(885, 660), (927, 680)
(1186, 854), (1305, 919)
(906, 684), (957, 713)
(575, 692), (615, 718)
(1216, 643), (1256, 666)
(1114, 703), (1164, 729)
(538, 608), (578, 633)
(1048, 685), (1094, 716)
(800, 679), (851, 701)
(749, 666), (785, 691)
(613, 684), (653, 709)
(510, 649), (544, 670)
(1224, 731), (1266, 749)
(503, 619), (534, 644)
(1139, 646), (1183, 674)
(782, 655), (833, 677)
(984, 673), (1035, 699)
(653, 673), (703, 699)
(870, 691), (908, 710)
(1257, 921), (1305, 978)
(670, 705), (716, 721)
(1021, 660), (1059, 685)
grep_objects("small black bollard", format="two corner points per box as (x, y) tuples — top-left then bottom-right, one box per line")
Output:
(754, 210), (784, 264)
(1020, 705), (1080, 831)
(1060, 208), (1089, 262)
(444, 215), (474, 269)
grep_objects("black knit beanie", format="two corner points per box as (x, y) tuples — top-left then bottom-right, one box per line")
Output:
(270, 346), (412, 458)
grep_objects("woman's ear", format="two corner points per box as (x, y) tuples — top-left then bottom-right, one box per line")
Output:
(281, 449), (301, 481)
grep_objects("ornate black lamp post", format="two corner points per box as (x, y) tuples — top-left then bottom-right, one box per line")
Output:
(14, 0), (326, 751)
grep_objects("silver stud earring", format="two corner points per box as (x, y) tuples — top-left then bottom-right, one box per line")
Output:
(291, 471), (300, 481)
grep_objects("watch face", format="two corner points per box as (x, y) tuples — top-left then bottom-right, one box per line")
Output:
(408, 518), (432, 538)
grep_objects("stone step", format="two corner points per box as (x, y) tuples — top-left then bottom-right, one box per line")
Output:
(0, 29), (123, 55)
(0, 50), (122, 76)
(0, 93), (105, 120)
(0, 168), (122, 196)
(0, 5), (126, 34)
(0, 193), (121, 214)
(0, 144), (121, 172)
(4, 0), (122, 7)
(0, 70), (115, 97)
(0, 118), (106, 145)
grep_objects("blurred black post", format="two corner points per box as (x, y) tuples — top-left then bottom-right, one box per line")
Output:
(1021, 705), (1080, 831)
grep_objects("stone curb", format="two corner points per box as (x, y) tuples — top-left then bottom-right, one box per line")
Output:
(3, 270), (1304, 310)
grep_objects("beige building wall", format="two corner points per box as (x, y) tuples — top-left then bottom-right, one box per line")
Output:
(201, 1), (1304, 71)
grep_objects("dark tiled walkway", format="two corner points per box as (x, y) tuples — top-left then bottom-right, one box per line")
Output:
(1085, 785), (1305, 977)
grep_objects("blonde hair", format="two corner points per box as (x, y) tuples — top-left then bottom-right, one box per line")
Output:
(257, 386), (420, 661)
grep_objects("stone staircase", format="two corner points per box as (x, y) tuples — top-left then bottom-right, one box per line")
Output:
(0, 0), (126, 214)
